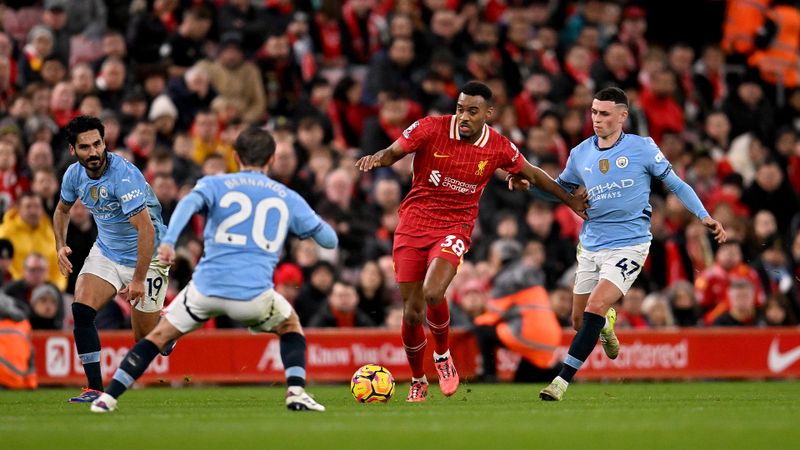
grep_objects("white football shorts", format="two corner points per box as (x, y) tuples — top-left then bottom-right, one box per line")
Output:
(164, 281), (293, 334)
(79, 244), (170, 313)
(573, 242), (650, 296)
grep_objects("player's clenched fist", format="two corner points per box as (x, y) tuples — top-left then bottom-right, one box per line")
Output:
(57, 246), (73, 276)
(120, 279), (145, 307)
(157, 243), (176, 265)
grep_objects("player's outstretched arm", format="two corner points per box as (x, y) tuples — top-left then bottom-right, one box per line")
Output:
(518, 160), (589, 220)
(53, 200), (74, 276)
(311, 221), (338, 249)
(661, 170), (727, 243)
(123, 209), (155, 306)
(158, 191), (207, 264)
(355, 142), (406, 172)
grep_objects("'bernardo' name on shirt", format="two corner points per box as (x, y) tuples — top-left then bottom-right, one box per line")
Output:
(223, 176), (287, 198)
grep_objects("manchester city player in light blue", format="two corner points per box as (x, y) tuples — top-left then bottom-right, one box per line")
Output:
(91, 126), (338, 413)
(512, 88), (726, 401)
(54, 116), (171, 404)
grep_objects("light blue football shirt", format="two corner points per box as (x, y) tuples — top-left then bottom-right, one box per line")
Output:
(169, 171), (326, 300)
(60, 152), (166, 267)
(557, 133), (680, 251)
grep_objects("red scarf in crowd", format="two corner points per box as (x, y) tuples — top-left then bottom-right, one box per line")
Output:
(342, 3), (382, 64)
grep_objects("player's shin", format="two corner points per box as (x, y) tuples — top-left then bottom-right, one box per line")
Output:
(72, 303), (103, 391)
(280, 332), (307, 388)
(401, 320), (427, 380)
(105, 339), (161, 398)
(426, 300), (450, 356)
(558, 311), (605, 382)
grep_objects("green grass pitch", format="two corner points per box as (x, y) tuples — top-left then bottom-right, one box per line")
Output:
(2, 381), (799, 450)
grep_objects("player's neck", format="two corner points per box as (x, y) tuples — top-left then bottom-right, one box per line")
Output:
(239, 165), (267, 175)
(597, 129), (623, 149)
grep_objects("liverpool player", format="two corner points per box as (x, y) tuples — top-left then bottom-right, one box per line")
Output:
(356, 81), (588, 402)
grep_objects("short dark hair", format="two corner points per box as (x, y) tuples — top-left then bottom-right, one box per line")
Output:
(234, 126), (276, 166)
(460, 80), (493, 104)
(64, 115), (105, 147)
(594, 87), (629, 107)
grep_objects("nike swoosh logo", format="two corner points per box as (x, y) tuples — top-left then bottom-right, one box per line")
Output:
(433, 152), (449, 158)
(768, 338), (800, 373)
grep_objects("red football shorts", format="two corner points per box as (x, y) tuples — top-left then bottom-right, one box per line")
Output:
(392, 232), (471, 283)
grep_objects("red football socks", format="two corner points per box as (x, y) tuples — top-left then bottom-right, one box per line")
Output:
(426, 300), (450, 355)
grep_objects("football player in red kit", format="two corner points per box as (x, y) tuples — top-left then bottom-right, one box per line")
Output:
(356, 81), (588, 402)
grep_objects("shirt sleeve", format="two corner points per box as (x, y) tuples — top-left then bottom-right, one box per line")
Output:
(498, 140), (524, 174)
(395, 116), (435, 154)
(556, 152), (582, 190)
(643, 137), (673, 180)
(118, 165), (150, 217)
(288, 191), (327, 239)
(59, 165), (77, 204)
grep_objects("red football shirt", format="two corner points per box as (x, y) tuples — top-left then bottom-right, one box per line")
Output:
(394, 115), (524, 237)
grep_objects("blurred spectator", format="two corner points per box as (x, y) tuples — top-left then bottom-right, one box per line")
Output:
(362, 38), (417, 106)
(0, 192), (64, 290)
(761, 294), (798, 327)
(201, 33), (266, 124)
(316, 168), (373, 267)
(0, 290), (36, 389)
(0, 139), (29, 217)
(473, 286), (562, 382)
(308, 280), (375, 327)
(0, 239), (13, 287)
(617, 280), (649, 328)
(255, 32), (303, 118)
(356, 260), (392, 326)
(640, 69), (683, 144)
(4, 253), (58, 315)
(126, 0), (172, 66)
(667, 281), (703, 327)
(641, 293), (675, 328)
(742, 160), (799, 235)
(491, 240), (545, 298)
(295, 260), (335, 326)
(30, 168), (59, 218)
(712, 277), (761, 326)
(64, 200), (95, 295)
(162, 6), (212, 78)
(42, 0), (70, 65)
(18, 25), (54, 88)
(274, 262), (304, 307)
(217, 0), (269, 57)
(95, 57), (127, 111)
(522, 200), (576, 289)
(695, 240), (764, 323)
(723, 75), (775, 143)
(753, 234), (795, 300)
(26, 283), (63, 330)
(549, 286), (573, 328)
(167, 64), (216, 131)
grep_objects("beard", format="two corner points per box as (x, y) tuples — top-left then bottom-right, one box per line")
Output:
(79, 150), (108, 171)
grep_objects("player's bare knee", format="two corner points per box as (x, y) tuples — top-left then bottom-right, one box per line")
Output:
(403, 303), (424, 326)
(276, 312), (303, 336)
(421, 285), (445, 306)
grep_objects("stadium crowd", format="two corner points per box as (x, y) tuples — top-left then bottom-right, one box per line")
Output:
(0, 0), (797, 336)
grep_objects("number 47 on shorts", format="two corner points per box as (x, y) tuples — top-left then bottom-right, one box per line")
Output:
(615, 258), (640, 280)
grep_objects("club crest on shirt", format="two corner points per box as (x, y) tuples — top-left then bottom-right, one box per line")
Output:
(616, 156), (629, 169)
(599, 159), (610, 174)
(99, 186), (108, 199)
(475, 160), (488, 176)
(90, 186), (98, 201)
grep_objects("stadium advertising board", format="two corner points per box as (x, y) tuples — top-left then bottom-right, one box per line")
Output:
(31, 328), (800, 385)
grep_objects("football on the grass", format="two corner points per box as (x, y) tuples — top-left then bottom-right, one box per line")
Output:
(350, 364), (395, 403)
